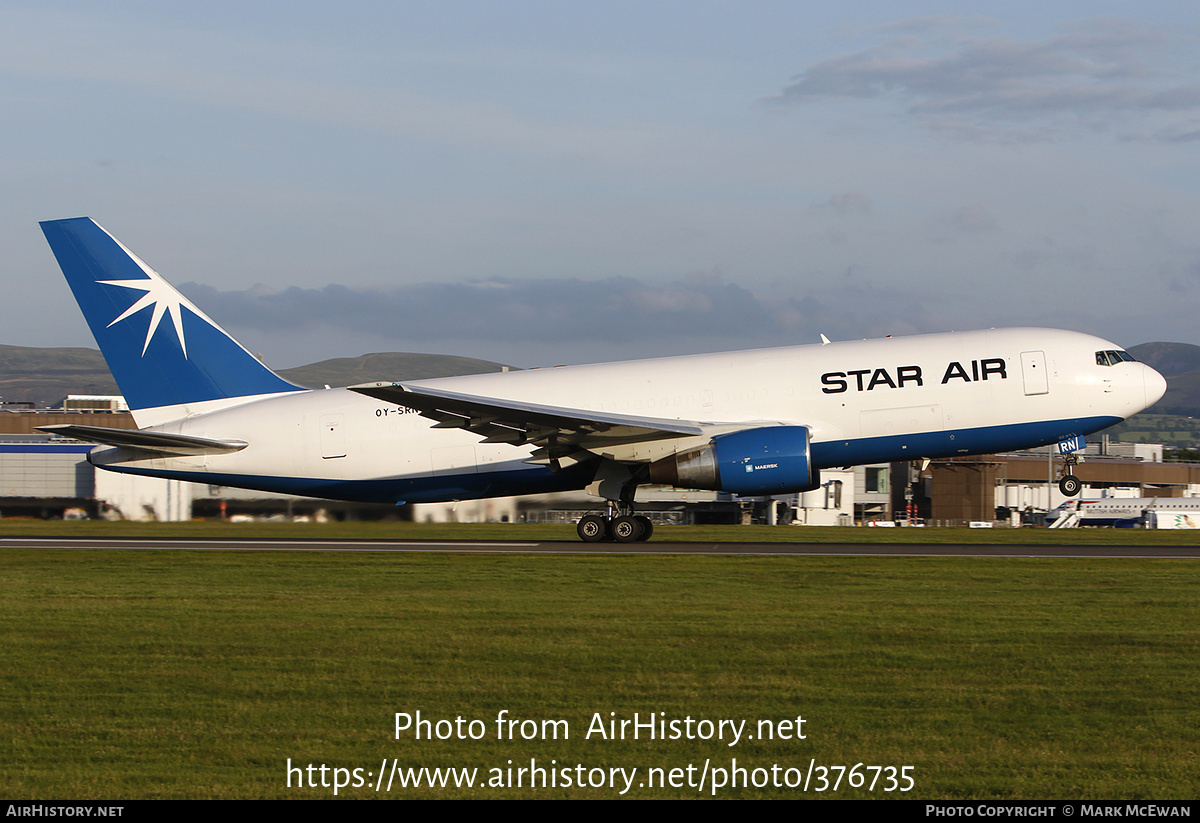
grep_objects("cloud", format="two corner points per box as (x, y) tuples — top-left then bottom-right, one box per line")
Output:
(812, 192), (872, 214)
(182, 276), (766, 343)
(179, 274), (940, 360)
(773, 18), (1200, 141)
(1158, 125), (1200, 142)
(174, 264), (1194, 369)
(950, 204), (997, 232)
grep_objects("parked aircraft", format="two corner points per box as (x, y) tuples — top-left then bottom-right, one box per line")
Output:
(38, 217), (1167, 541)
(1048, 497), (1200, 528)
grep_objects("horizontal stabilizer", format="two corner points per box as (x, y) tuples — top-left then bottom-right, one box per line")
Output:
(38, 424), (248, 456)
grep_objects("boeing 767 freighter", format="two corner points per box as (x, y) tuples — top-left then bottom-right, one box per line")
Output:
(38, 218), (1166, 541)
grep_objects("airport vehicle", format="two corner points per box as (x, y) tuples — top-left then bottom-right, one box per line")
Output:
(38, 217), (1167, 541)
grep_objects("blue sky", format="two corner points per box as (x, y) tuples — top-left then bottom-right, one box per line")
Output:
(4, 2), (1200, 369)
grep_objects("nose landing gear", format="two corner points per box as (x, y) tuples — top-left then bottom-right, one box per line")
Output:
(1058, 452), (1082, 496)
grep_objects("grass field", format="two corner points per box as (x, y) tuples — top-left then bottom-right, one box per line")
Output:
(2, 523), (1198, 799)
(4, 518), (1200, 544)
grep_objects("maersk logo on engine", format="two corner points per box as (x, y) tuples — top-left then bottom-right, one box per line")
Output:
(745, 462), (779, 473)
(820, 359), (1007, 394)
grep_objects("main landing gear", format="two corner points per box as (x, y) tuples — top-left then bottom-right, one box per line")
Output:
(577, 501), (654, 543)
(1058, 453), (1082, 496)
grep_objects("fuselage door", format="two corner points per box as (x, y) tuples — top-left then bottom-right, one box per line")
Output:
(321, 414), (347, 459)
(1020, 351), (1049, 396)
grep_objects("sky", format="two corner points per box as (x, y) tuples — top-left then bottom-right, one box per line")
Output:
(3, 1), (1200, 370)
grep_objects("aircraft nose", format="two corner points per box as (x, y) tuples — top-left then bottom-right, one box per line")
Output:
(1144, 364), (1167, 410)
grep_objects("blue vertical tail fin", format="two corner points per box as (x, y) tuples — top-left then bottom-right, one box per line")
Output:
(40, 218), (304, 420)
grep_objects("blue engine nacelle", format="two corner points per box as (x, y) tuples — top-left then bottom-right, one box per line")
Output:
(648, 425), (818, 496)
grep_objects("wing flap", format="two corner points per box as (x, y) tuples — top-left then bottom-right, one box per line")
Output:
(38, 424), (248, 456)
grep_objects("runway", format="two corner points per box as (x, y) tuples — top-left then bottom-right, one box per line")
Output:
(3, 536), (1199, 558)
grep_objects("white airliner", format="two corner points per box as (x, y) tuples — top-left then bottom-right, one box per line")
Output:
(38, 218), (1167, 541)
(1049, 497), (1200, 528)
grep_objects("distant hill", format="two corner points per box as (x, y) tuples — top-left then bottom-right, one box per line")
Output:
(1128, 342), (1200, 377)
(0, 344), (511, 408)
(0, 345), (119, 408)
(1129, 342), (1200, 416)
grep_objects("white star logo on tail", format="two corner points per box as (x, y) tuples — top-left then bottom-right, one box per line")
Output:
(98, 237), (224, 359)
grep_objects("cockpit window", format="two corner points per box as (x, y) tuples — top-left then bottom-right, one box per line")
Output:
(1095, 350), (1137, 366)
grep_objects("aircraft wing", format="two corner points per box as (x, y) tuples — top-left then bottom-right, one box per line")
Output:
(349, 381), (710, 464)
(37, 424), (249, 456)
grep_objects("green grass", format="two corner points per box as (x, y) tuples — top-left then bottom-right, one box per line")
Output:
(3, 519), (1200, 544)
(2, 547), (1198, 799)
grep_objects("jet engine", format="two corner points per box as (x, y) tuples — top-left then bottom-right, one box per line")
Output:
(648, 425), (818, 496)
